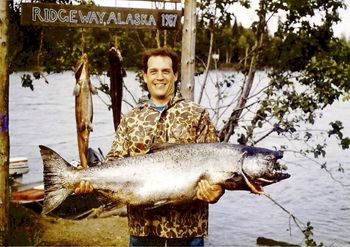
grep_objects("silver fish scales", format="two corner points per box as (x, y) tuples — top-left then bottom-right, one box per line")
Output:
(39, 143), (290, 215)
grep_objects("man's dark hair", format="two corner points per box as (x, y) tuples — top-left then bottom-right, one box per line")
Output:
(142, 47), (179, 74)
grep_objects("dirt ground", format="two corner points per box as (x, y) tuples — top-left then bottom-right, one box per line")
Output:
(8, 203), (300, 246)
(39, 214), (129, 246)
(8, 203), (129, 246)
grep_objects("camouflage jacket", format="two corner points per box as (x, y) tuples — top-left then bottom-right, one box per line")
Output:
(106, 94), (219, 238)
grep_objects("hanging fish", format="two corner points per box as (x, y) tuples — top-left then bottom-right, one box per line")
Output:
(73, 53), (97, 169)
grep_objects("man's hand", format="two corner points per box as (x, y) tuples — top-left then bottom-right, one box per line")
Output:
(196, 179), (224, 204)
(74, 180), (93, 194)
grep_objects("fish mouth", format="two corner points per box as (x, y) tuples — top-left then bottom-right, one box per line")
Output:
(233, 152), (290, 194)
(261, 159), (290, 183)
(257, 172), (291, 185)
(259, 159), (290, 183)
(223, 163), (290, 193)
(236, 171), (290, 194)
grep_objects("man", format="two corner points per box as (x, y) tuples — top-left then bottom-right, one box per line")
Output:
(76, 47), (224, 246)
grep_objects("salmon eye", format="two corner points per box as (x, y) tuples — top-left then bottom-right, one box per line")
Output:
(265, 155), (275, 162)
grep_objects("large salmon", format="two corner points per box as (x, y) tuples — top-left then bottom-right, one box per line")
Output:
(39, 143), (290, 215)
(73, 54), (97, 169)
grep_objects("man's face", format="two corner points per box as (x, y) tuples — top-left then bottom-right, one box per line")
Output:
(143, 56), (178, 105)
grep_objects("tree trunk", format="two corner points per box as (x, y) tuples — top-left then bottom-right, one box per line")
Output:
(163, 30), (167, 47)
(218, 51), (258, 142)
(218, 1), (267, 142)
(0, 1), (10, 245)
(197, 30), (214, 104)
(156, 29), (161, 48)
(180, 0), (196, 101)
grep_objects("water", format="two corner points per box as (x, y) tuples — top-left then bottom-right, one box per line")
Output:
(9, 71), (142, 183)
(9, 71), (350, 246)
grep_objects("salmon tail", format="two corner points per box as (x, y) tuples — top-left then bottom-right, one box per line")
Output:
(39, 145), (75, 215)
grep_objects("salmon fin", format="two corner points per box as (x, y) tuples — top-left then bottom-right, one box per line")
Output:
(93, 190), (127, 212)
(145, 200), (172, 210)
(90, 84), (98, 95)
(242, 173), (265, 195)
(80, 121), (88, 132)
(238, 151), (267, 196)
(95, 190), (123, 206)
(88, 123), (93, 132)
(75, 60), (84, 80)
(73, 84), (81, 96)
(39, 145), (75, 215)
(42, 189), (71, 215)
(149, 143), (181, 153)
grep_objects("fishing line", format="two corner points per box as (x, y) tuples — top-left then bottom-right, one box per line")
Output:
(95, 92), (110, 107)
(264, 194), (306, 236)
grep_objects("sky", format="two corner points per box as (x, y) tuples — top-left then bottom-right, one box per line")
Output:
(94, 0), (350, 39)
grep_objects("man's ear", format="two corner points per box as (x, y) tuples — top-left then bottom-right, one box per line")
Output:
(174, 72), (178, 81)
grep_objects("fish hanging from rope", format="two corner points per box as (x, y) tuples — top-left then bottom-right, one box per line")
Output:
(73, 53), (98, 169)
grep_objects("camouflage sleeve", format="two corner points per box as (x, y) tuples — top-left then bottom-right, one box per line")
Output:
(105, 116), (130, 161)
(196, 110), (219, 143)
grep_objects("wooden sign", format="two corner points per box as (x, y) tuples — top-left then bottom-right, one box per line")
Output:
(21, 3), (182, 30)
(127, 0), (181, 2)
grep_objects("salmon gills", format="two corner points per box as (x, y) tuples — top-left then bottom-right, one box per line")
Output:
(73, 54), (97, 169)
(39, 143), (290, 215)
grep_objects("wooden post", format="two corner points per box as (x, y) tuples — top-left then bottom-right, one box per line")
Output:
(0, 1), (10, 245)
(180, 0), (196, 101)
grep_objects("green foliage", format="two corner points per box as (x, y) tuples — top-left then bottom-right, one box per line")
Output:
(20, 74), (35, 91)
(264, 0), (344, 70)
(195, 0), (349, 186)
(9, 1), (184, 75)
(234, 0), (350, 156)
(196, 0), (257, 69)
(328, 121), (350, 149)
(303, 222), (324, 247)
(9, 1), (179, 88)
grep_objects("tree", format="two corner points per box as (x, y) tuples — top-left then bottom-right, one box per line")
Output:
(0, 1), (10, 245)
(195, 1), (349, 244)
(195, 0), (349, 153)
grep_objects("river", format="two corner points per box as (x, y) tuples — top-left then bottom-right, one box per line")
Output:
(9, 71), (350, 246)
